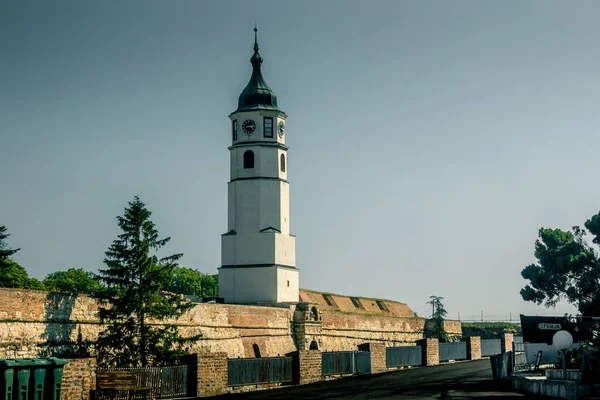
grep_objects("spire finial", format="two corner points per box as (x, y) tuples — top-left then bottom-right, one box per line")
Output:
(253, 25), (258, 52)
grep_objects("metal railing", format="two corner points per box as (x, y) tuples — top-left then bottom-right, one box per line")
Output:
(481, 339), (502, 357)
(102, 365), (189, 399)
(227, 357), (293, 387)
(439, 341), (467, 362)
(386, 346), (422, 368)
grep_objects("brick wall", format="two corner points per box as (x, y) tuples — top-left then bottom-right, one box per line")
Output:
(416, 338), (439, 366)
(297, 350), (322, 385)
(358, 343), (386, 374)
(61, 358), (96, 400)
(0, 288), (445, 360)
(501, 333), (514, 353)
(197, 352), (228, 397)
(466, 336), (481, 360)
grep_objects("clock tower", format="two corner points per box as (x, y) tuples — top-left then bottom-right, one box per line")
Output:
(218, 29), (299, 304)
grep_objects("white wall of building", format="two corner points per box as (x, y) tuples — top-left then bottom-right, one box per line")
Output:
(277, 267), (299, 302)
(218, 267), (278, 303)
(230, 111), (287, 146)
(222, 232), (296, 266)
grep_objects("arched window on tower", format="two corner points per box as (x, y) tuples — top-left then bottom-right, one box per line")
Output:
(244, 150), (254, 169)
(280, 154), (285, 172)
(309, 340), (319, 350)
(310, 307), (319, 321)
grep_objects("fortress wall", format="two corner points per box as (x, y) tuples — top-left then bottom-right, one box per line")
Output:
(0, 288), (455, 359)
(319, 311), (425, 351)
(0, 288), (294, 359)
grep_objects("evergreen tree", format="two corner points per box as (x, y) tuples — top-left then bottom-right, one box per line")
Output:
(0, 226), (44, 289)
(94, 196), (200, 367)
(425, 295), (449, 342)
(0, 226), (20, 260)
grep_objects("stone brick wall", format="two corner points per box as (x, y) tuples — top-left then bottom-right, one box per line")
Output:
(62, 358), (96, 400)
(416, 338), (439, 366)
(0, 288), (449, 360)
(297, 350), (322, 385)
(320, 312), (425, 351)
(0, 288), (295, 359)
(358, 343), (386, 374)
(501, 333), (514, 353)
(197, 352), (228, 397)
(466, 336), (481, 360)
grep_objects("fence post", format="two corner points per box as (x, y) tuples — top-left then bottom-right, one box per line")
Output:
(466, 336), (481, 360)
(416, 338), (439, 366)
(197, 352), (228, 397)
(293, 350), (322, 385)
(501, 333), (514, 354)
(358, 343), (386, 374)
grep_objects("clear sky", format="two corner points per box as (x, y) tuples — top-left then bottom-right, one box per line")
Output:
(2, 0), (599, 320)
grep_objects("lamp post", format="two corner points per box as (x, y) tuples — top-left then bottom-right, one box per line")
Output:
(552, 330), (574, 380)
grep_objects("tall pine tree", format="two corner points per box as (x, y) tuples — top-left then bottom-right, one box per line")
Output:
(94, 196), (200, 367)
(0, 226), (20, 260)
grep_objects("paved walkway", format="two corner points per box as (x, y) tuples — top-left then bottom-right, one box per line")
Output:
(204, 360), (559, 399)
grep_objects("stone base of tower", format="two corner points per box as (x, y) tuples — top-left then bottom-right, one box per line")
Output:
(218, 265), (299, 304)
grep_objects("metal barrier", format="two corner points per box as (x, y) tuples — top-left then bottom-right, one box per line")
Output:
(481, 339), (502, 357)
(227, 357), (293, 387)
(439, 342), (467, 362)
(103, 365), (189, 399)
(386, 346), (422, 368)
(322, 351), (355, 376)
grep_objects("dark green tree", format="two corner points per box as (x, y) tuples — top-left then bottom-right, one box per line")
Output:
(43, 268), (105, 294)
(0, 260), (45, 289)
(168, 267), (219, 298)
(0, 226), (20, 260)
(93, 196), (200, 368)
(425, 295), (449, 342)
(0, 226), (44, 289)
(520, 211), (600, 316)
(168, 266), (203, 296)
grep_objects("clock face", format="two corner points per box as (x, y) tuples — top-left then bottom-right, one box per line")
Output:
(242, 119), (256, 135)
(278, 121), (285, 138)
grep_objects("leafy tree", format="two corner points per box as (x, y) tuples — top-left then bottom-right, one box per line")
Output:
(93, 196), (200, 368)
(43, 268), (105, 294)
(425, 295), (449, 342)
(0, 259), (45, 289)
(168, 267), (218, 298)
(520, 211), (600, 316)
(0, 226), (44, 290)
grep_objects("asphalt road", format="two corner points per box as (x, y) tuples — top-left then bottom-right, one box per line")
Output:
(204, 360), (557, 400)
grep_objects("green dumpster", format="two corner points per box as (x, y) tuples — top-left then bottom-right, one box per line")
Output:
(0, 359), (18, 400)
(28, 359), (50, 400)
(40, 359), (67, 400)
(12, 359), (34, 400)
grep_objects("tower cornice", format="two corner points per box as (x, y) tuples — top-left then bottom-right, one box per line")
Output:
(228, 141), (289, 151)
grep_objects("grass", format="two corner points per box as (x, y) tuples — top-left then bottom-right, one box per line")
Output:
(299, 288), (406, 304)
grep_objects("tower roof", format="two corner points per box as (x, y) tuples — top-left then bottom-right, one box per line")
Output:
(235, 27), (283, 113)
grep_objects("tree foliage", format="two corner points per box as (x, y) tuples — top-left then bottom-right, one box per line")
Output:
(0, 260), (45, 290)
(168, 266), (218, 297)
(520, 211), (600, 316)
(93, 196), (200, 368)
(425, 295), (449, 342)
(0, 226), (20, 260)
(43, 268), (105, 294)
(0, 226), (44, 290)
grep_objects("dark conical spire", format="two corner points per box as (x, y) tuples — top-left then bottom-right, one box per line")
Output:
(236, 27), (281, 113)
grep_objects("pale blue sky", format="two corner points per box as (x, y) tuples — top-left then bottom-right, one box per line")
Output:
(2, 1), (600, 319)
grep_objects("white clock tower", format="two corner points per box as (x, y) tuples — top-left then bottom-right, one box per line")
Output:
(218, 29), (299, 304)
